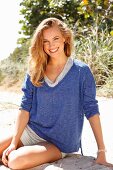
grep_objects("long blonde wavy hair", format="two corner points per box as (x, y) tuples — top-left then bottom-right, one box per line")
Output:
(29, 17), (74, 87)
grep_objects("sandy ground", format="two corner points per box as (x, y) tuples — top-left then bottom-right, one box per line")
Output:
(0, 90), (113, 170)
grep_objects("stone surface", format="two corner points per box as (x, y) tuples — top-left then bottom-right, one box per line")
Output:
(0, 155), (112, 170)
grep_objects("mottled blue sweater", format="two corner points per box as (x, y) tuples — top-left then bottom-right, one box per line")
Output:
(20, 59), (99, 153)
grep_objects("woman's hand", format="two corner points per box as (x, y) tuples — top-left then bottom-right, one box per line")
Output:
(95, 151), (113, 168)
(2, 143), (16, 166)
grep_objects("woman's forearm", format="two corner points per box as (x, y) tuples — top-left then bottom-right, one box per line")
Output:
(11, 110), (29, 147)
(88, 114), (105, 150)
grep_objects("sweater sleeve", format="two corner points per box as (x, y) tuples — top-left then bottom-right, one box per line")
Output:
(19, 74), (34, 112)
(83, 66), (100, 119)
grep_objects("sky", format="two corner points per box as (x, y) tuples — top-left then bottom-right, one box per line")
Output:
(0, 0), (21, 61)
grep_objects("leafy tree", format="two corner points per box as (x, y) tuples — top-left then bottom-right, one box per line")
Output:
(77, 0), (113, 33)
(48, 0), (79, 26)
(18, 0), (80, 43)
(1, 0), (113, 95)
(19, 0), (113, 44)
(19, 0), (51, 43)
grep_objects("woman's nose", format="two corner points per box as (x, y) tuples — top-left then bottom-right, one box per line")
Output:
(49, 41), (55, 48)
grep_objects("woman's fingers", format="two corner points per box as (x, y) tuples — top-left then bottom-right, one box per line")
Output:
(2, 150), (9, 166)
(95, 160), (113, 168)
(104, 162), (113, 167)
(2, 145), (15, 166)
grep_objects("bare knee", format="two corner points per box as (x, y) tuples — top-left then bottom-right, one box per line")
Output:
(8, 150), (26, 170)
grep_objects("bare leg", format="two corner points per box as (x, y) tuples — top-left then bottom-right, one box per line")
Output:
(8, 141), (62, 170)
(0, 132), (23, 157)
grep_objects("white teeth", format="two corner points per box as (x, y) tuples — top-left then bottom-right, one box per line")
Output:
(50, 48), (58, 53)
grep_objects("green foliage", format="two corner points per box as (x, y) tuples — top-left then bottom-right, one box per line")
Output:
(0, 69), (4, 84)
(19, 0), (51, 43)
(0, 0), (113, 96)
(0, 39), (30, 86)
(18, 0), (113, 43)
(75, 26), (113, 86)
(48, 0), (79, 27)
(18, 0), (80, 43)
(9, 39), (30, 63)
(74, 0), (113, 38)
(0, 57), (27, 87)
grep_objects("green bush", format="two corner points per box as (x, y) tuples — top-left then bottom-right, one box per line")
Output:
(0, 39), (30, 86)
(0, 69), (4, 84)
(0, 24), (113, 97)
(75, 26), (113, 86)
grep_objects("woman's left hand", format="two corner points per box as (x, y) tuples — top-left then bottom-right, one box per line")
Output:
(95, 152), (113, 168)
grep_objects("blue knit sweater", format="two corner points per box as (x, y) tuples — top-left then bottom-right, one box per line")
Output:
(20, 59), (99, 153)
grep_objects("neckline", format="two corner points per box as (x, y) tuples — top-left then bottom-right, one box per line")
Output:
(44, 62), (74, 88)
(44, 57), (73, 85)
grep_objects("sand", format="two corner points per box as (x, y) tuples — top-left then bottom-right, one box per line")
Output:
(0, 91), (113, 170)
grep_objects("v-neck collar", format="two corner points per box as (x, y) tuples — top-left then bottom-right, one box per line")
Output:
(44, 57), (74, 87)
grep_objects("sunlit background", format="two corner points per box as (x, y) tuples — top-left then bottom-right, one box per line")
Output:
(0, 0), (21, 61)
(0, 0), (113, 165)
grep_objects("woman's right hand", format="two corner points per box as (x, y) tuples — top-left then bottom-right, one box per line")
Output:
(2, 143), (16, 166)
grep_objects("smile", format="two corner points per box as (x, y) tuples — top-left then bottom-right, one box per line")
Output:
(49, 48), (59, 53)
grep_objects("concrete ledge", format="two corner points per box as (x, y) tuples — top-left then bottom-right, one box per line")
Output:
(28, 154), (111, 170)
(0, 155), (111, 170)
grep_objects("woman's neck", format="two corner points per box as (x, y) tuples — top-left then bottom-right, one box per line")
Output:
(48, 55), (68, 67)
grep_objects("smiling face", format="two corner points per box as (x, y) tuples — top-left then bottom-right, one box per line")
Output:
(43, 25), (66, 59)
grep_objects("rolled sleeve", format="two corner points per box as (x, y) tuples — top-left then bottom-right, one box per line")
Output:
(83, 66), (99, 119)
(19, 74), (34, 112)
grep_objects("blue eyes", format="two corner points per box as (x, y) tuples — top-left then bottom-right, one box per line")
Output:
(43, 37), (59, 43)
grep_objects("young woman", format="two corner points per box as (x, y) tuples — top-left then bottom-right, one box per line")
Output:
(0, 17), (113, 169)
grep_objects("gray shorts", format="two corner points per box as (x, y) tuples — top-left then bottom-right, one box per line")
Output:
(21, 125), (67, 158)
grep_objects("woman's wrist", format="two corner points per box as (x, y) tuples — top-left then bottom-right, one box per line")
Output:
(97, 149), (107, 154)
(11, 137), (19, 148)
